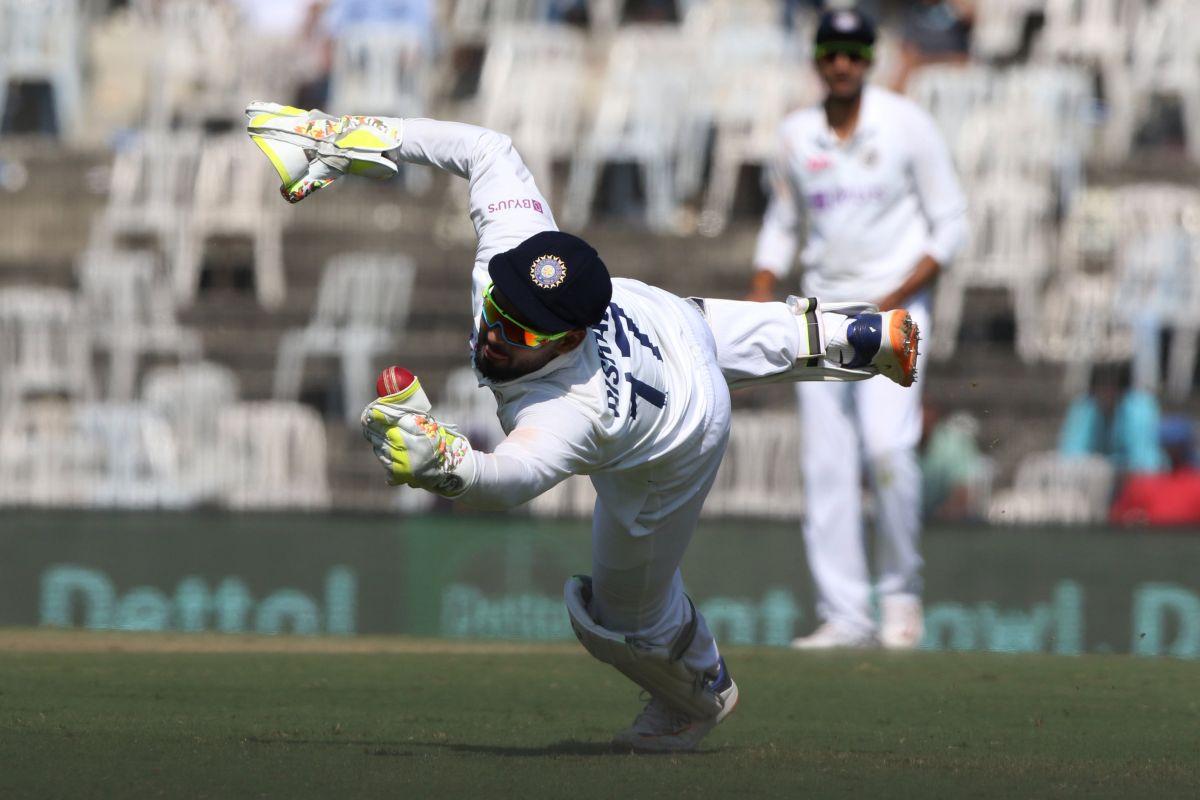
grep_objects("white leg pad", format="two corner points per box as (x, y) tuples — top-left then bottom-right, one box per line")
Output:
(564, 576), (725, 721)
(692, 295), (880, 390)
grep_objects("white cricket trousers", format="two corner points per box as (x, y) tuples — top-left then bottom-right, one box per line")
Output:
(590, 297), (731, 676)
(797, 296), (930, 635)
(588, 295), (834, 674)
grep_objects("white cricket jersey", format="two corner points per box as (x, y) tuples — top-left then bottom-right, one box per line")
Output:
(393, 120), (717, 533)
(753, 86), (968, 302)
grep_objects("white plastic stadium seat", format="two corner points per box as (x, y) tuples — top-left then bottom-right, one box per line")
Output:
(0, 400), (85, 507)
(175, 134), (285, 310)
(970, 0), (1042, 61)
(1116, 230), (1193, 396)
(954, 109), (1062, 192)
(78, 403), (193, 509)
(563, 26), (702, 233)
(1037, 0), (1135, 164)
(681, 0), (781, 34)
(932, 177), (1054, 362)
(140, 0), (244, 131)
(0, 286), (92, 413)
(142, 360), (240, 501)
(698, 25), (812, 236)
(1109, 184), (1200, 399)
(327, 24), (433, 193)
(0, 400), (191, 509)
(449, 0), (554, 47)
(905, 64), (995, 150)
(328, 24), (430, 118)
(93, 130), (200, 265)
(998, 64), (1095, 153)
(216, 401), (331, 510)
(987, 452), (1114, 526)
(990, 65), (1095, 204)
(273, 253), (418, 426)
(478, 24), (588, 204)
(1057, 186), (1120, 276)
(1038, 0), (1132, 66)
(0, 0), (83, 138)
(704, 411), (804, 520)
(1035, 272), (1134, 395)
(78, 248), (202, 401)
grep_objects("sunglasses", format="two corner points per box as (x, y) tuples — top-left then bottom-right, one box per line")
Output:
(480, 283), (569, 349)
(815, 43), (874, 63)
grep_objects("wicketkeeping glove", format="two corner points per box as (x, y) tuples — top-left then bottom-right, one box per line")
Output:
(361, 400), (477, 498)
(245, 101), (404, 203)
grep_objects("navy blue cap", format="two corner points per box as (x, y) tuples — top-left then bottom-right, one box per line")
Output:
(487, 230), (612, 334)
(815, 9), (877, 47)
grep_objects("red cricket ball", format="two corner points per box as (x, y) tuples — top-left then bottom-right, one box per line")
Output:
(376, 365), (416, 398)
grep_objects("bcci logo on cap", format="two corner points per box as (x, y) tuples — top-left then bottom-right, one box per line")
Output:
(530, 255), (567, 289)
(834, 11), (858, 31)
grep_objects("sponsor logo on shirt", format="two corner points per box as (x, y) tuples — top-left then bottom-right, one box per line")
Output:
(806, 155), (832, 172)
(487, 198), (546, 215)
(807, 185), (886, 211)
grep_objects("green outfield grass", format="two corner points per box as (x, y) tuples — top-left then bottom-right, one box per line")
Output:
(1, 632), (1197, 799)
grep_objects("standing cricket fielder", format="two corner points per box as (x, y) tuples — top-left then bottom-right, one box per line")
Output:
(749, 9), (968, 649)
(245, 100), (919, 750)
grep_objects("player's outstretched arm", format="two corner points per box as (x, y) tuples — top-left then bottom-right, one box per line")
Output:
(246, 102), (556, 306)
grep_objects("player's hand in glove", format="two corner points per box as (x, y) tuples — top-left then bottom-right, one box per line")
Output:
(361, 400), (477, 499)
(245, 101), (404, 203)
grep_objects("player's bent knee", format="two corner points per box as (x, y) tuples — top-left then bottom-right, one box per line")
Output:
(564, 575), (727, 721)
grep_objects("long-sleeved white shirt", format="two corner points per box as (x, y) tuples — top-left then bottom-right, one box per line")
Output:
(393, 120), (718, 532)
(753, 86), (968, 301)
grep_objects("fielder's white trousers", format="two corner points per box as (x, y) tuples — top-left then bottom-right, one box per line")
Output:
(797, 295), (930, 635)
(589, 295), (837, 674)
(590, 297), (731, 675)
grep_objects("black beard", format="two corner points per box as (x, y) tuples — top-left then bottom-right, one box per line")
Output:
(473, 339), (526, 383)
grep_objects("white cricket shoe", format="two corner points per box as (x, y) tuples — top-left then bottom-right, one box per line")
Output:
(822, 307), (920, 387)
(871, 309), (920, 388)
(790, 622), (879, 650)
(880, 595), (925, 650)
(612, 658), (739, 753)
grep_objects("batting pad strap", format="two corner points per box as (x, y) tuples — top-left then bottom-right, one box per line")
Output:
(564, 576), (724, 721)
(785, 295), (825, 364)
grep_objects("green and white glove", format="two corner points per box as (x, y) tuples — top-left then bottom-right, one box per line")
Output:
(245, 101), (404, 203)
(361, 400), (476, 498)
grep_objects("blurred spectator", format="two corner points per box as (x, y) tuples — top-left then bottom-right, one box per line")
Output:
(920, 403), (991, 522)
(1058, 363), (1166, 476)
(1110, 416), (1200, 527)
(891, 0), (974, 92)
